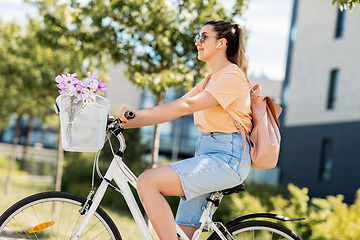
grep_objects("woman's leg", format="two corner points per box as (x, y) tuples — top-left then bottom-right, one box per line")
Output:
(179, 225), (196, 239)
(137, 165), (185, 240)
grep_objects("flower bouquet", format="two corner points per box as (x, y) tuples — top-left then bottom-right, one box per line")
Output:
(55, 72), (110, 152)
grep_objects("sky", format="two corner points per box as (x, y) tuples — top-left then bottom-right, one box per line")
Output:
(0, 0), (293, 81)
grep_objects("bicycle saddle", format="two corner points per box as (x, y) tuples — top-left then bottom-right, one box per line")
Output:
(219, 182), (245, 195)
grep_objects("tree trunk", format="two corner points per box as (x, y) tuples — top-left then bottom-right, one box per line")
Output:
(150, 124), (161, 169)
(5, 113), (23, 194)
(22, 115), (34, 173)
(146, 97), (163, 229)
(171, 118), (182, 161)
(55, 124), (64, 191)
(149, 97), (163, 169)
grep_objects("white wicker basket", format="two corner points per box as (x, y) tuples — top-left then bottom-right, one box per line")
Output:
(56, 94), (110, 152)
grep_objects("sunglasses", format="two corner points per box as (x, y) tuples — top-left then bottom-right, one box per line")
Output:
(195, 33), (216, 43)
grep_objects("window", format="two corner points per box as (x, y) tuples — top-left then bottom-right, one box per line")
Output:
(327, 69), (339, 109)
(319, 138), (333, 182)
(335, 9), (347, 38)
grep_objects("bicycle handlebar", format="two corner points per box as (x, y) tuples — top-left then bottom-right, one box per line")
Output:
(106, 111), (135, 152)
(124, 110), (135, 120)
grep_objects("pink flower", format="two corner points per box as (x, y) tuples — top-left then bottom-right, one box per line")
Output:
(55, 75), (65, 84)
(98, 79), (107, 94)
(55, 73), (79, 94)
(74, 85), (85, 100)
(58, 87), (67, 94)
(55, 72), (105, 100)
(87, 72), (99, 80)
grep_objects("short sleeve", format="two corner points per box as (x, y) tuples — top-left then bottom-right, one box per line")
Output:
(204, 70), (250, 110)
(195, 79), (206, 92)
(195, 74), (212, 92)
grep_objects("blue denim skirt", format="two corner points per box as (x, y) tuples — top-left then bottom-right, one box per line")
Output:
(169, 132), (251, 227)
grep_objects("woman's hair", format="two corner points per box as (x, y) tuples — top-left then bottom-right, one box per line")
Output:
(205, 20), (248, 75)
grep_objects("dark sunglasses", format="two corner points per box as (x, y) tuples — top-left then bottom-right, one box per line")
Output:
(195, 33), (207, 43)
(195, 33), (217, 43)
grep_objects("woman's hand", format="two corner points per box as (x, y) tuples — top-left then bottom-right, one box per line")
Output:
(118, 107), (137, 127)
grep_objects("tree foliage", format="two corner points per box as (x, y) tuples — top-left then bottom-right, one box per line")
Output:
(333, 0), (360, 11)
(215, 183), (360, 240)
(27, 0), (250, 171)
(0, 18), (105, 128)
(27, 0), (249, 99)
(0, 16), (107, 193)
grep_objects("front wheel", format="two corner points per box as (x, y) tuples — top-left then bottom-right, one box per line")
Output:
(0, 191), (122, 240)
(210, 220), (302, 240)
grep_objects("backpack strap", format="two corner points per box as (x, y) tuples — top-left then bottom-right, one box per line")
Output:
(229, 115), (250, 167)
(227, 74), (254, 165)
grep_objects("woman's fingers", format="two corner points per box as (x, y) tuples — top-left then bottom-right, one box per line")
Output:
(118, 107), (130, 123)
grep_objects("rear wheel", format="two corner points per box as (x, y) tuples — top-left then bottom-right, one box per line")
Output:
(0, 191), (122, 240)
(210, 220), (302, 240)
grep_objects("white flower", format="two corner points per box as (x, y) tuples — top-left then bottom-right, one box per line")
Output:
(82, 87), (92, 100)
(89, 80), (99, 92)
(83, 78), (92, 86)
(67, 85), (76, 96)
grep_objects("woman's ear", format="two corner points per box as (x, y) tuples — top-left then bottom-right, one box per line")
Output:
(216, 39), (227, 49)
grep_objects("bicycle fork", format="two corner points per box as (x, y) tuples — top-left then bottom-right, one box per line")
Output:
(70, 174), (111, 240)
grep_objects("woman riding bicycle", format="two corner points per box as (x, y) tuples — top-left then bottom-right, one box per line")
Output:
(118, 20), (252, 240)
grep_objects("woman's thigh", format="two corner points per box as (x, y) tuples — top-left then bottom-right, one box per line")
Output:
(169, 132), (250, 201)
(137, 165), (185, 197)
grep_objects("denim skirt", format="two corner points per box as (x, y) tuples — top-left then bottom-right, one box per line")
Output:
(169, 132), (251, 227)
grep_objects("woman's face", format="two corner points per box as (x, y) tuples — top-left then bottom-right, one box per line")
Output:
(195, 25), (220, 62)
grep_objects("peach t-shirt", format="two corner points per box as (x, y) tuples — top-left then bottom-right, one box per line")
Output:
(191, 64), (252, 133)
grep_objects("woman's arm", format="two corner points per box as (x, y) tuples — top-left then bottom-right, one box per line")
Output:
(118, 90), (218, 129)
(180, 85), (199, 99)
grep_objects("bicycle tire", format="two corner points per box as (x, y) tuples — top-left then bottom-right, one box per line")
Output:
(209, 220), (302, 240)
(0, 191), (122, 240)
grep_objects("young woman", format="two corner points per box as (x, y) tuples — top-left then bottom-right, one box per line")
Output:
(118, 20), (252, 240)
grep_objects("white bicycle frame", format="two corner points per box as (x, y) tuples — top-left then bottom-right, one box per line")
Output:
(69, 131), (229, 240)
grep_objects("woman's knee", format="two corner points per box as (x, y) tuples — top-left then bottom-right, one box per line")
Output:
(137, 165), (184, 197)
(137, 170), (157, 196)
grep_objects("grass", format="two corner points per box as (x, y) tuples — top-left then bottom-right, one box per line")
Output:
(0, 176), (53, 213)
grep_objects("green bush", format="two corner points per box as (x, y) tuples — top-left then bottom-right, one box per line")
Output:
(213, 183), (360, 240)
(309, 190), (360, 239)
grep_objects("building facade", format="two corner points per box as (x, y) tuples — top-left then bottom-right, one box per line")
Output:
(279, 0), (360, 203)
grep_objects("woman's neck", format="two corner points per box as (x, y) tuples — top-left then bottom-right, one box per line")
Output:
(207, 58), (233, 74)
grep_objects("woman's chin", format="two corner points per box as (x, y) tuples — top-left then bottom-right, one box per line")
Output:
(197, 53), (205, 61)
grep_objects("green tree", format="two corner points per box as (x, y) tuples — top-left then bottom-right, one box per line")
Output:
(333, 0), (360, 11)
(0, 18), (105, 194)
(29, 0), (249, 170)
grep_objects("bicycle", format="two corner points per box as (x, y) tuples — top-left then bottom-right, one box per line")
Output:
(0, 114), (305, 240)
